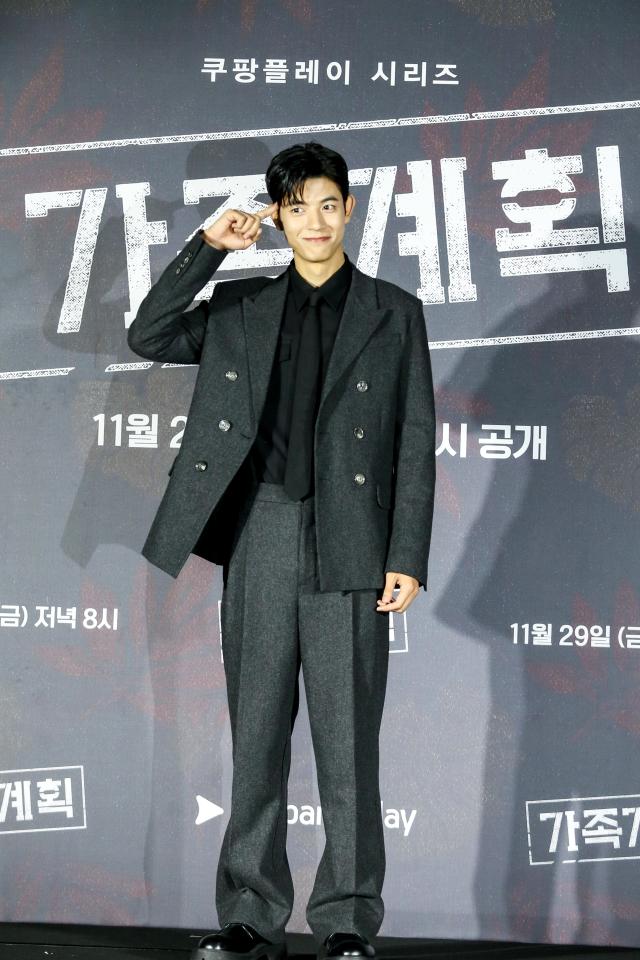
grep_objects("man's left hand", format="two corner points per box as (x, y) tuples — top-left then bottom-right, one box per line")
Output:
(376, 571), (420, 613)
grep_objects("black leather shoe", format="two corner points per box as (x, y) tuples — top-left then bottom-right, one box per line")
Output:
(191, 922), (287, 960)
(318, 931), (375, 958)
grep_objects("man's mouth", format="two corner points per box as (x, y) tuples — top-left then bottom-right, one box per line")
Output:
(305, 237), (330, 242)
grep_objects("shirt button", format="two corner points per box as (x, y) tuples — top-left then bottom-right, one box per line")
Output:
(353, 426), (365, 439)
(195, 461), (207, 471)
(225, 370), (238, 381)
(356, 380), (368, 392)
(218, 419), (231, 431)
(354, 473), (366, 485)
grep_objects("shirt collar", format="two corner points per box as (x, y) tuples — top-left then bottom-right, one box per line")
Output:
(288, 251), (353, 312)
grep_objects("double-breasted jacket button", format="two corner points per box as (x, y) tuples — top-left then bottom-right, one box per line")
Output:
(194, 461), (208, 471)
(356, 379), (368, 392)
(354, 472), (366, 485)
(225, 370), (238, 381)
(353, 426), (365, 439)
(218, 418), (231, 431)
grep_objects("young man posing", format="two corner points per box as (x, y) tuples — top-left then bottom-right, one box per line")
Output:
(127, 142), (436, 960)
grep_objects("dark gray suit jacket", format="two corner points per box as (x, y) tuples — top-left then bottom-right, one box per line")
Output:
(127, 231), (436, 592)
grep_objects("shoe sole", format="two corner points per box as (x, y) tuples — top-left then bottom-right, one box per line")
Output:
(190, 945), (287, 960)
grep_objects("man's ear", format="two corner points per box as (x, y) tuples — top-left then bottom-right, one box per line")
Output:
(344, 193), (356, 222)
(273, 204), (283, 231)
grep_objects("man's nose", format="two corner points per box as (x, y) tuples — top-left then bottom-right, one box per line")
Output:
(307, 210), (326, 229)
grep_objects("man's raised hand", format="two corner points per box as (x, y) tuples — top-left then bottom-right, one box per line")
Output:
(203, 201), (279, 251)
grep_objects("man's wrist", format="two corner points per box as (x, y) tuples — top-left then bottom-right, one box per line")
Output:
(201, 230), (226, 252)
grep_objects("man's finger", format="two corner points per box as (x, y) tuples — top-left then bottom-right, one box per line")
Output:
(381, 586), (405, 603)
(242, 228), (262, 246)
(378, 581), (409, 604)
(228, 211), (250, 229)
(238, 217), (260, 234)
(377, 583), (398, 605)
(255, 201), (279, 220)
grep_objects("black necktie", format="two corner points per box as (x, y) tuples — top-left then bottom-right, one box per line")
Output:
(284, 288), (321, 501)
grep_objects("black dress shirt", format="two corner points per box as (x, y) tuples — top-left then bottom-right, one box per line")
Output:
(248, 251), (353, 493)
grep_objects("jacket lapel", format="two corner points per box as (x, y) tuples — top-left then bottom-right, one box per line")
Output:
(316, 266), (390, 420)
(241, 261), (390, 431)
(241, 269), (288, 434)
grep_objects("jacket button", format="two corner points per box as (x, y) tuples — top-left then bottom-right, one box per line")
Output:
(175, 267), (181, 274)
(353, 426), (365, 439)
(195, 461), (207, 471)
(356, 380), (368, 392)
(218, 419), (231, 431)
(354, 472), (366, 485)
(225, 370), (238, 381)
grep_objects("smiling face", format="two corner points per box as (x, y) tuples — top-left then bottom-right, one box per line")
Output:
(274, 175), (355, 273)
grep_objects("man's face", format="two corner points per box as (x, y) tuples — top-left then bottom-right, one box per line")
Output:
(274, 175), (355, 265)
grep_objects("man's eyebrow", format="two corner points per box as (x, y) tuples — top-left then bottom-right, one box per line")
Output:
(283, 195), (340, 205)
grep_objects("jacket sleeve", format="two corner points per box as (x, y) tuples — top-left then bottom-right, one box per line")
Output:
(383, 297), (436, 592)
(126, 230), (228, 364)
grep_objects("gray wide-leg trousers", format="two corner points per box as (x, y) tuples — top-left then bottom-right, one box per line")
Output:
(215, 480), (390, 945)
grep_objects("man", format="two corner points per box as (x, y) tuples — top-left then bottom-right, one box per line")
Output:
(127, 142), (436, 960)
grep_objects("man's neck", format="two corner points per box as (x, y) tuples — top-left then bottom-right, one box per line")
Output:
(292, 247), (346, 287)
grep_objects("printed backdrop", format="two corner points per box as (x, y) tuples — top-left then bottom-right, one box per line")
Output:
(1, 0), (639, 948)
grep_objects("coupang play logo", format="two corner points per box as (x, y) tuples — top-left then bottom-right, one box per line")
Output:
(288, 801), (417, 836)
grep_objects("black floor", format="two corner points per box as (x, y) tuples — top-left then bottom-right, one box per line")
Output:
(0, 925), (637, 960)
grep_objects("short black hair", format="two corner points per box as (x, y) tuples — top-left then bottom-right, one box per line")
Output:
(265, 141), (350, 209)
